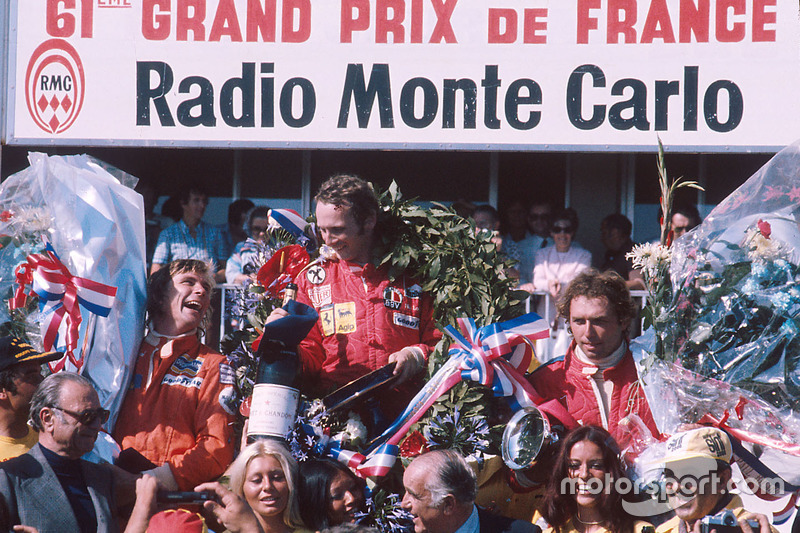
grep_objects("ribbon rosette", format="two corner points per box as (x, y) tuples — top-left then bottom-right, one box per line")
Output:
(268, 208), (311, 249)
(311, 313), (549, 478)
(10, 239), (117, 370)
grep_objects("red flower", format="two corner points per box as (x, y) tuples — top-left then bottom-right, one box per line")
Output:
(757, 219), (771, 238)
(399, 430), (429, 458)
(0, 211), (12, 222)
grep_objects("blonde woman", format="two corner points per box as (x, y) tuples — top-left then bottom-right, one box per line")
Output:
(227, 440), (310, 533)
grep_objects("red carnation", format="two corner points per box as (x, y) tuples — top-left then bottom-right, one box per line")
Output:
(0, 211), (12, 222)
(757, 219), (771, 239)
(399, 430), (429, 458)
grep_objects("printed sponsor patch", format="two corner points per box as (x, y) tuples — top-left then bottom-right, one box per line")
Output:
(306, 265), (326, 285)
(383, 286), (403, 310)
(309, 285), (332, 307)
(162, 374), (203, 389)
(393, 312), (420, 330)
(162, 355), (204, 389)
(219, 362), (236, 385)
(320, 305), (335, 337)
(335, 302), (357, 334)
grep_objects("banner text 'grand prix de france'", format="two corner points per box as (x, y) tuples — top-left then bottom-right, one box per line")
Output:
(6, 0), (800, 150)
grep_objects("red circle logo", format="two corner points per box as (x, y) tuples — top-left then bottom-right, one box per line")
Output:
(25, 39), (85, 134)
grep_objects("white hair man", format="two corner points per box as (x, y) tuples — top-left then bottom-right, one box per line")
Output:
(402, 450), (540, 533)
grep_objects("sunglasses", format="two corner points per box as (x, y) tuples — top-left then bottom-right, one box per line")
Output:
(552, 225), (574, 234)
(50, 405), (110, 426)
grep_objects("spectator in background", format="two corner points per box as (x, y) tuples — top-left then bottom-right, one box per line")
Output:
(474, 204), (520, 276)
(451, 199), (476, 219)
(160, 195), (183, 224)
(221, 198), (256, 258)
(670, 203), (702, 241)
(227, 206), (270, 284)
(0, 337), (61, 462)
(151, 186), (227, 282)
(523, 208), (591, 360)
(503, 199), (541, 286)
(528, 201), (554, 248)
(600, 214), (644, 290)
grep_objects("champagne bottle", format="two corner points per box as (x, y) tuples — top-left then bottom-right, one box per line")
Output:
(247, 288), (301, 442)
(282, 282), (298, 306)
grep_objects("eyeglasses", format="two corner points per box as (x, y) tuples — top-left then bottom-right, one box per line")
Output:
(50, 406), (110, 426)
(552, 226), (574, 234)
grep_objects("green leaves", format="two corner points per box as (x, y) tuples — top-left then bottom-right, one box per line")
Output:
(374, 182), (526, 342)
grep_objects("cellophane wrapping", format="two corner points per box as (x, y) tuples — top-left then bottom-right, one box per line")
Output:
(0, 152), (147, 432)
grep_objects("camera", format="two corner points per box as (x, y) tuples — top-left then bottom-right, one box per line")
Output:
(156, 491), (216, 505)
(699, 510), (759, 533)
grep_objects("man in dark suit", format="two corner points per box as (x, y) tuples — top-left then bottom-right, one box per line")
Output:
(402, 449), (541, 533)
(0, 372), (117, 532)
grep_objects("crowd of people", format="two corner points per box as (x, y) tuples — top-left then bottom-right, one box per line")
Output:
(0, 174), (778, 533)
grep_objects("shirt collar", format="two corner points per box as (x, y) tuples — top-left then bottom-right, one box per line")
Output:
(453, 505), (479, 533)
(574, 339), (627, 371)
(145, 328), (198, 358)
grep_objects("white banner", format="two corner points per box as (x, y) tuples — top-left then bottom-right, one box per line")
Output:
(5, 0), (800, 151)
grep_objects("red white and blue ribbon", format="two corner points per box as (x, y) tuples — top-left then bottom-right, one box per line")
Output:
(305, 313), (549, 478)
(367, 313), (550, 454)
(302, 422), (403, 479)
(268, 209), (310, 248)
(10, 238), (117, 370)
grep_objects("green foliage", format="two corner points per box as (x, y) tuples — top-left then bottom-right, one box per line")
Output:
(374, 182), (526, 338)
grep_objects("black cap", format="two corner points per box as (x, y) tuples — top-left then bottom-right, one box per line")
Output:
(0, 337), (62, 372)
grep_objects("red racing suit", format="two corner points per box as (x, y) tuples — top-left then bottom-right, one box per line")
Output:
(114, 333), (236, 490)
(527, 340), (659, 447)
(296, 257), (441, 414)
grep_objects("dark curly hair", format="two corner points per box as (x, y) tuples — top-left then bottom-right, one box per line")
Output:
(542, 425), (636, 533)
(315, 174), (379, 231)
(557, 269), (636, 328)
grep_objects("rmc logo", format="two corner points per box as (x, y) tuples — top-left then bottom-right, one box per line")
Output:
(25, 39), (85, 134)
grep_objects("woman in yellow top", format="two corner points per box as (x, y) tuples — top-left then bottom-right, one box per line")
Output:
(541, 425), (653, 533)
(227, 440), (311, 533)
